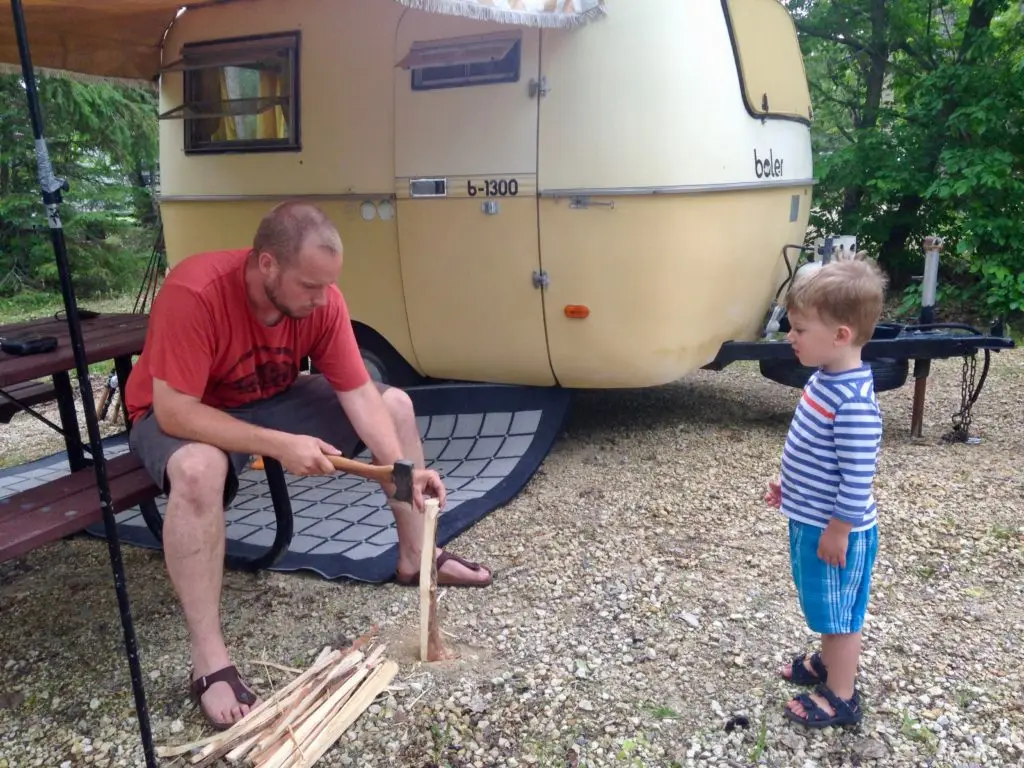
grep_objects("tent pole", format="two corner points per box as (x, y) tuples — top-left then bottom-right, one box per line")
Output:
(7, 1), (157, 765)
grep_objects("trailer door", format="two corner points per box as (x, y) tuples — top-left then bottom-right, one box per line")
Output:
(393, 16), (554, 385)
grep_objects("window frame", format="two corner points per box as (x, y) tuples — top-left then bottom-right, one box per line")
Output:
(161, 30), (302, 156)
(719, 0), (812, 126)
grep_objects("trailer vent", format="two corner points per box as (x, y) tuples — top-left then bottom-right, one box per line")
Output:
(398, 31), (522, 91)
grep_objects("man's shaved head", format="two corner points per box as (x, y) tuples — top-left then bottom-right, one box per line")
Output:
(252, 200), (343, 267)
(248, 201), (344, 321)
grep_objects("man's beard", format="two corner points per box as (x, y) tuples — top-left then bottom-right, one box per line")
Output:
(264, 276), (300, 322)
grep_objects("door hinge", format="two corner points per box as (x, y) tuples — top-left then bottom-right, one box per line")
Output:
(529, 75), (549, 99)
(532, 269), (550, 289)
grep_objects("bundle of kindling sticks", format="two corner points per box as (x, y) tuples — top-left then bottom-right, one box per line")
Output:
(156, 637), (398, 767)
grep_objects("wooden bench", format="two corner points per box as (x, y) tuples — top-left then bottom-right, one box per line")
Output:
(0, 451), (295, 572)
(0, 452), (159, 564)
(0, 380), (58, 423)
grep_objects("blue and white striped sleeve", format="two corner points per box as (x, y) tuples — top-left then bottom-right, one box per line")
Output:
(832, 398), (882, 525)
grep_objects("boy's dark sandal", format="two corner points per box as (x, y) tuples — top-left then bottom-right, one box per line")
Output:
(784, 684), (862, 729)
(783, 651), (828, 686)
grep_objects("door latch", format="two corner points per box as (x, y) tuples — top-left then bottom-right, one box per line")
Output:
(532, 270), (550, 289)
(528, 76), (549, 99)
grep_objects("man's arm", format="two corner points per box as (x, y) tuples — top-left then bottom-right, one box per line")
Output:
(335, 380), (404, 466)
(152, 378), (289, 458)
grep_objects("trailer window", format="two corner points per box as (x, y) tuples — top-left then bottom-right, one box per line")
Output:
(721, 0), (812, 124)
(159, 32), (300, 154)
(398, 31), (521, 91)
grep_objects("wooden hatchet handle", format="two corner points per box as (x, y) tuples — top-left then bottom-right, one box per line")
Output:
(323, 454), (394, 485)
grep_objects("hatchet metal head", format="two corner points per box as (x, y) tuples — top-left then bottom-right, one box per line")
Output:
(392, 459), (414, 503)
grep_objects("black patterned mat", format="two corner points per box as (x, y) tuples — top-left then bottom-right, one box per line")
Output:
(0, 383), (570, 582)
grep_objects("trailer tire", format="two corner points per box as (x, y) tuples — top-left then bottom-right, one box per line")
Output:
(353, 323), (424, 389)
(758, 357), (909, 393)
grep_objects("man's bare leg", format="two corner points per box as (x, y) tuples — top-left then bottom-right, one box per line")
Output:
(379, 389), (491, 585)
(163, 443), (261, 725)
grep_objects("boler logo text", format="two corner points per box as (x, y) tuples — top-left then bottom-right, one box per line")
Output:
(753, 148), (784, 179)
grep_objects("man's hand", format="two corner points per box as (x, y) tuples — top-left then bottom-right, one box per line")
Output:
(383, 467), (447, 512)
(276, 434), (340, 476)
(412, 468), (446, 512)
(818, 519), (852, 568)
(764, 478), (782, 508)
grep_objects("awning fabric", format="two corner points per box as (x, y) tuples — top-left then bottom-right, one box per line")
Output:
(0, 0), (605, 83)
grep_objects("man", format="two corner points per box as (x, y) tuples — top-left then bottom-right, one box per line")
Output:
(124, 201), (492, 730)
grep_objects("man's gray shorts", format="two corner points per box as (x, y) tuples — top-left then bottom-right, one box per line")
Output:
(129, 374), (390, 507)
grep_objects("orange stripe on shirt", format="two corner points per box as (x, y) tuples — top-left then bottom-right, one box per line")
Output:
(802, 390), (836, 420)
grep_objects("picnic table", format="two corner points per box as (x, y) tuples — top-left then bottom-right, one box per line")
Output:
(0, 310), (296, 568)
(0, 312), (162, 562)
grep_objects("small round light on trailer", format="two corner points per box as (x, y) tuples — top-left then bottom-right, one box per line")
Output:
(359, 201), (376, 221)
(564, 305), (590, 319)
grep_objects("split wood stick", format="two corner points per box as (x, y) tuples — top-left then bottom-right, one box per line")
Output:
(240, 651), (366, 761)
(256, 662), (375, 768)
(191, 650), (349, 766)
(291, 660), (400, 768)
(260, 651), (391, 768)
(419, 498), (446, 662)
(193, 678), (320, 767)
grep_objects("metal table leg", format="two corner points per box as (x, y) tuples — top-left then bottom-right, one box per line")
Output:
(113, 354), (164, 543)
(225, 457), (294, 573)
(52, 370), (87, 470)
(141, 457), (294, 572)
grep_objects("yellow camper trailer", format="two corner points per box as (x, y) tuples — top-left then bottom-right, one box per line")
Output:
(156, 0), (814, 388)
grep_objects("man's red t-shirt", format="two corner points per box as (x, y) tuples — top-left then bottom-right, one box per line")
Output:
(124, 248), (370, 422)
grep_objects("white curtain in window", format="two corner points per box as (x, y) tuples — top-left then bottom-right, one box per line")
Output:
(392, 0), (606, 28)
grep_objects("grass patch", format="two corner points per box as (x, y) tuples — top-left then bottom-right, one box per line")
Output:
(642, 703), (680, 720)
(0, 291), (135, 325)
(899, 711), (939, 753)
(748, 715), (768, 762)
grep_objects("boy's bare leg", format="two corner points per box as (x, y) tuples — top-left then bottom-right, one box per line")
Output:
(786, 633), (861, 716)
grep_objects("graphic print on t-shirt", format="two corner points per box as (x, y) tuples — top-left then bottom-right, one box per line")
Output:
(210, 345), (300, 404)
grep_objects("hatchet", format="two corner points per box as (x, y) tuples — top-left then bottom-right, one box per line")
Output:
(323, 455), (414, 503)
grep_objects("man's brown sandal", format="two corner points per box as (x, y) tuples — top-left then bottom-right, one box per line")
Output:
(188, 665), (259, 731)
(396, 551), (493, 588)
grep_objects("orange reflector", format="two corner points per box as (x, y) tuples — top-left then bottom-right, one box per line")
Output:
(564, 305), (590, 319)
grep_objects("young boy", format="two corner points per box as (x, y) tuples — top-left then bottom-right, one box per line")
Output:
(764, 257), (887, 728)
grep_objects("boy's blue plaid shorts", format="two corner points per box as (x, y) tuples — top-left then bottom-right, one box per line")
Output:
(789, 519), (879, 635)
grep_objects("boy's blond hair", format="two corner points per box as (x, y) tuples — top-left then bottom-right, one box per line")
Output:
(785, 259), (888, 346)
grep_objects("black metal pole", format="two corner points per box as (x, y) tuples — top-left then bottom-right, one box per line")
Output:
(7, 1), (157, 765)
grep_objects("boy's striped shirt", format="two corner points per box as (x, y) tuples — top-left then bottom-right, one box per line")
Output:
(779, 364), (882, 532)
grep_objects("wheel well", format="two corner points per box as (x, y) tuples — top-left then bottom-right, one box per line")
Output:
(351, 322), (423, 387)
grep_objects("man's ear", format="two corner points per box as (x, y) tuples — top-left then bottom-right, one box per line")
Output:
(257, 250), (278, 275)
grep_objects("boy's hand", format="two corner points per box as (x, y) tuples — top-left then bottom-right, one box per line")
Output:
(764, 479), (782, 508)
(818, 519), (852, 568)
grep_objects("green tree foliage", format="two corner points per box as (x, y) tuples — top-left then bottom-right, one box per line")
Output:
(785, 0), (1024, 323)
(0, 72), (158, 297)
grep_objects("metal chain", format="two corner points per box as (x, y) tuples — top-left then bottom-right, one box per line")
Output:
(943, 353), (978, 443)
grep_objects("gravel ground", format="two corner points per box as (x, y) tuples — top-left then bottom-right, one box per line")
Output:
(0, 353), (1022, 768)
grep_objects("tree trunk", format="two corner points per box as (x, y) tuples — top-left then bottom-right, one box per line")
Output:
(840, 0), (891, 223)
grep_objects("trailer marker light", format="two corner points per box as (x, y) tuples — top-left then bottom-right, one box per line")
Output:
(564, 305), (590, 319)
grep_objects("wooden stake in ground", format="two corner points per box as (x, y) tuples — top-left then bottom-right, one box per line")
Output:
(419, 497), (447, 662)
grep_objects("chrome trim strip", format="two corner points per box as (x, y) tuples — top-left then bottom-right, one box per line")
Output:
(538, 178), (817, 197)
(159, 192), (396, 203)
